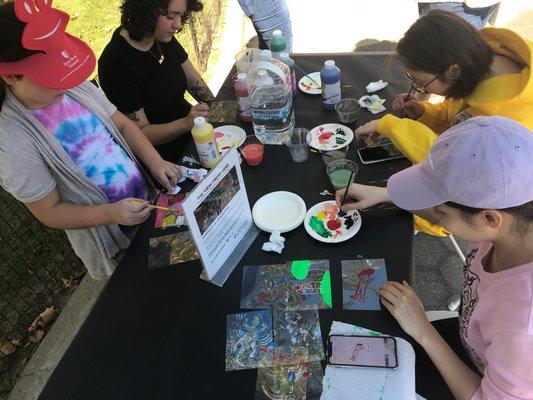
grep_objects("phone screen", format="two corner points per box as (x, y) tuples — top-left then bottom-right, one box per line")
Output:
(358, 143), (405, 163)
(328, 335), (398, 368)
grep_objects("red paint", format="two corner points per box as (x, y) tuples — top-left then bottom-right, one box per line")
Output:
(241, 143), (264, 166)
(214, 131), (224, 139)
(327, 218), (341, 231)
(318, 127), (334, 144)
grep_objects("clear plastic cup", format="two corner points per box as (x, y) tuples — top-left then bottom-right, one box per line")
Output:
(335, 98), (361, 124)
(326, 159), (358, 191)
(320, 146), (350, 166)
(240, 135), (264, 166)
(284, 128), (309, 163)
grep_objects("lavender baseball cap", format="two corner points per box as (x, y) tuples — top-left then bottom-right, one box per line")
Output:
(387, 116), (533, 211)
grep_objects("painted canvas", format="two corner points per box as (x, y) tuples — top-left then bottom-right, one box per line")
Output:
(209, 100), (238, 123)
(154, 193), (186, 229)
(341, 259), (388, 310)
(240, 260), (332, 310)
(148, 231), (199, 269)
(255, 347), (309, 400)
(225, 310), (275, 371)
(272, 309), (324, 362)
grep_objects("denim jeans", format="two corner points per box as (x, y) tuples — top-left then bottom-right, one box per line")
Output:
(238, 0), (293, 52)
(418, 2), (500, 29)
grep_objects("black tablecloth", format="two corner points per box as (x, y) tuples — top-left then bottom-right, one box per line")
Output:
(39, 53), (440, 400)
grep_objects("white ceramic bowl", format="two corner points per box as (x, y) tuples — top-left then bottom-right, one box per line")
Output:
(252, 191), (306, 233)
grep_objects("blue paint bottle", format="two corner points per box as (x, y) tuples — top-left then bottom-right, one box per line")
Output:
(320, 60), (341, 110)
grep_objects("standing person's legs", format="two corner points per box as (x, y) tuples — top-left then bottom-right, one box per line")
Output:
(249, 0), (292, 52)
(418, 2), (499, 29)
(415, 317), (480, 399)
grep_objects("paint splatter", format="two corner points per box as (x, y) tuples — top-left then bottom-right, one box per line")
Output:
(335, 136), (347, 145)
(326, 218), (341, 231)
(343, 214), (355, 229)
(309, 216), (333, 238)
(320, 271), (332, 307)
(318, 127), (334, 144)
(291, 260), (311, 280)
(335, 128), (346, 136)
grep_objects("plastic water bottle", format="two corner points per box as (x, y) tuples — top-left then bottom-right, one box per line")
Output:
(234, 73), (252, 123)
(277, 51), (297, 96)
(321, 60), (341, 110)
(269, 29), (287, 58)
(247, 60), (294, 145)
(191, 117), (220, 168)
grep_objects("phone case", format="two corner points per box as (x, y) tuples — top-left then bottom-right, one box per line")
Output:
(326, 334), (398, 369)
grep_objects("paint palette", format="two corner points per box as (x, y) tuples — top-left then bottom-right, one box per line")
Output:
(298, 72), (321, 94)
(214, 125), (246, 154)
(304, 201), (361, 243)
(307, 123), (354, 151)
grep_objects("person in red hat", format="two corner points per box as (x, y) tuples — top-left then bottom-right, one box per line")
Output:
(98, 0), (212, 163)
(0, 0), (181, 279)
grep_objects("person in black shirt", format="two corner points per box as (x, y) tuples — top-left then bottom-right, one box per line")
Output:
(98, 0), (214, 163)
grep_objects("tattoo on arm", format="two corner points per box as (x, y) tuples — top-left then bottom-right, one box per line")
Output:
(126, 112), (140, 122)
(190, 80), (215, 103)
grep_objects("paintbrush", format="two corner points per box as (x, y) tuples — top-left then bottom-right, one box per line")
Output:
(310, 148), (333, 157)
(338, 170), (355, 218)
(399, 86), (414, 118)
(128, 199), (180, 213)
(294, 63), (319, 85)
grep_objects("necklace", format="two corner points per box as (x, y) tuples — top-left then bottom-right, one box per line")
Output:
(150, 41), (165, 64)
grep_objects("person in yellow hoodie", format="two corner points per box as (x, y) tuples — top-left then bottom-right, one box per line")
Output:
(356, 9), (532, 236)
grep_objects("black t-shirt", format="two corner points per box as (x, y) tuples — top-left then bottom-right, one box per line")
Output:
(98, 28), (192, 162)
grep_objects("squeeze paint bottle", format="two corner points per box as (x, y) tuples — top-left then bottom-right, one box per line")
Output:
(320, 60), (341, 110)
(269, 29), (287, 58)
(191, 117), (220, 168)
(234, 73), (252, 123)
(277, 51), (297, 97)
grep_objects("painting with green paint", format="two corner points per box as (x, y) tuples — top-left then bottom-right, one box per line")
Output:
(240, 260), (332, 310)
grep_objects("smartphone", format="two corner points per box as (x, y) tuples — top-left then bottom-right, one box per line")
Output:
(357, 143), (406, 164)
(327, 334), (398, 369)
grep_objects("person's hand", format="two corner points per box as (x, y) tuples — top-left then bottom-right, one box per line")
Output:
(391, 93), (424, 119)
(186, 103), (210, 129)
(108, 198), (153, 226)
(148, 158), (181, 192)
(335, 183), (390, 211)
(354, 119), (381, 145)
(380, 281), (433, 343)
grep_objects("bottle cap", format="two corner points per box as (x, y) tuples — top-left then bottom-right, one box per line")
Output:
(237, 72), (246, 80)
(194, 116), (206, 126)
(259, 49), (272, 60)
(272, 30), (282, 37)
(324, 60), (336, 68)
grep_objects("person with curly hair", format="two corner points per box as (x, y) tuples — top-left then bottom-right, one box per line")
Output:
(98, 0), (213, 162)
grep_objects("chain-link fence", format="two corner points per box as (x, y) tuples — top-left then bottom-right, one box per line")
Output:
(0, 189), (85, 397)
(181, 0), (223, 74)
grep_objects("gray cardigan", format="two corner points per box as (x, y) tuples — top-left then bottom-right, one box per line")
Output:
(0, 81), (156, 279)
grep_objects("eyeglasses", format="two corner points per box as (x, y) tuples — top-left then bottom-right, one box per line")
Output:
(405, 71), (442, 94)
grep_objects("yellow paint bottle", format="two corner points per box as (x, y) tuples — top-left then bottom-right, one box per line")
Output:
(191, 117), (220, 168)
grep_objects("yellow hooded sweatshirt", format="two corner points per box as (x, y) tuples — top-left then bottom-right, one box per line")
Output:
(377, 28), (533, 236)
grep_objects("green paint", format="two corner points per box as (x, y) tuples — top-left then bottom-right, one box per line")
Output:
(368, 331), (381, 337)
(328, 169), (354, 190)
(309, 216), (332, 238)
(320, 271), (332, 307)
(291, 260), (311, 280)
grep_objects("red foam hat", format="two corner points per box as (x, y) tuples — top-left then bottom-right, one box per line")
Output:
(0, 0), (96, 90)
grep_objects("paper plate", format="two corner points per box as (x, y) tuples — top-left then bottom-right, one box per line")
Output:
(298, 72), (321, 94)
(304, 201), (362, 243)
(307, 123), (354, 151)
(252, 191), (306, 233)
(214, 125), (246, 154)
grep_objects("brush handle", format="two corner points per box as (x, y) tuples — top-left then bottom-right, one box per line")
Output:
(128, 200), (180, 213)
(294, 63), (319, 85)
